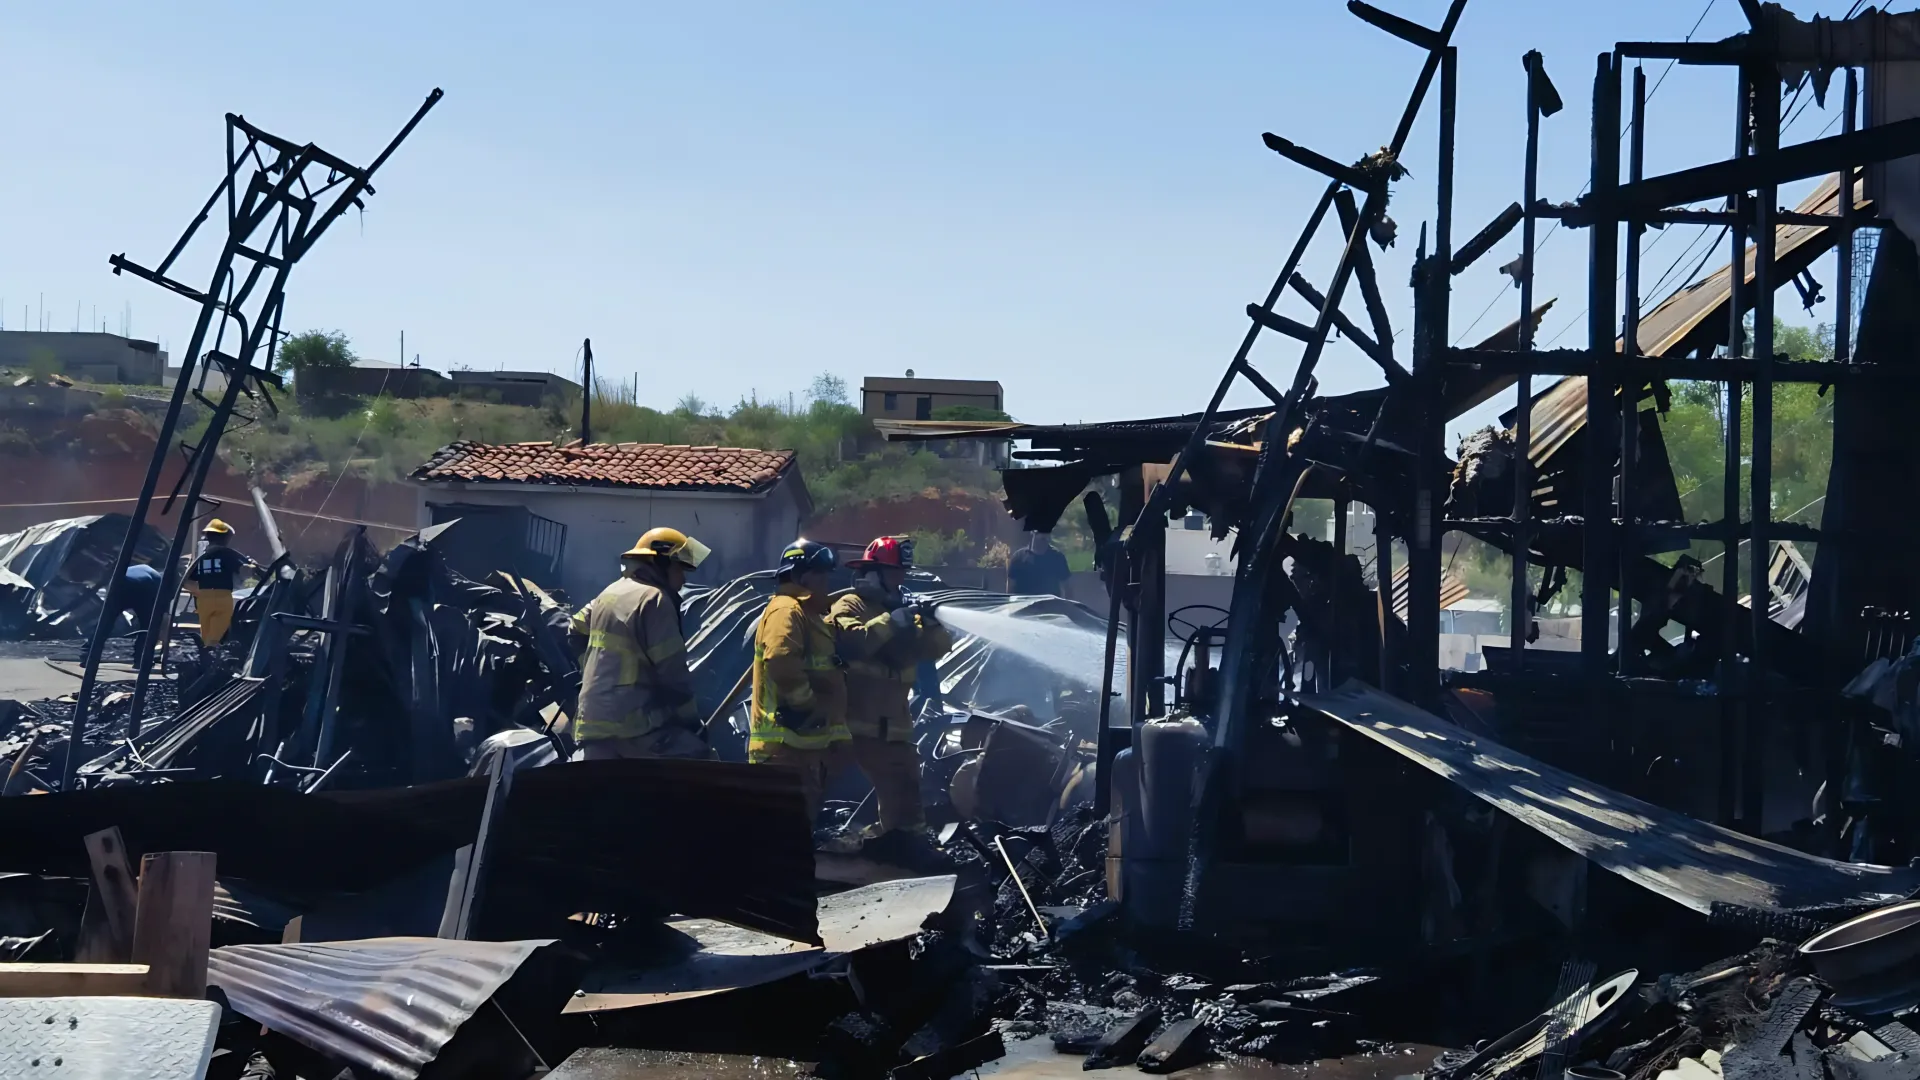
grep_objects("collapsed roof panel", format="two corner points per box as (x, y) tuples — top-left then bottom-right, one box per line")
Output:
(1301, 681), (1920, 913)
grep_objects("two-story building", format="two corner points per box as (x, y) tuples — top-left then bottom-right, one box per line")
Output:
(861, 374), (1004, 423)
(859, 373), (1010, 466)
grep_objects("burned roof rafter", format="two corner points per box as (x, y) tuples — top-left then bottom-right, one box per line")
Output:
(1569, 118), (1920, 226)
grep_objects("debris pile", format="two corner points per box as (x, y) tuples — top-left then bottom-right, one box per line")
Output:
(0, 514), (169, 639)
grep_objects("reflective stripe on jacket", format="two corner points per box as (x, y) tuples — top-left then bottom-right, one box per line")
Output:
(830, 586), (954, 742)
(749, 582), (849, 760)
(572, 564), (696, 743)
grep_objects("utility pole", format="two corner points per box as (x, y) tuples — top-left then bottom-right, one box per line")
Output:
(581, 338), (593, 445)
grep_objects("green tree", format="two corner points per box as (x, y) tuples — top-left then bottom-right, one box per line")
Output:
(809, 373), (850, 407)
(276, 330), (356, 375)
(1656, 316), (1834, 575)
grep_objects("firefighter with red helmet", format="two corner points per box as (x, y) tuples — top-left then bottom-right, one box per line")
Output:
(830, 535), (953, 842)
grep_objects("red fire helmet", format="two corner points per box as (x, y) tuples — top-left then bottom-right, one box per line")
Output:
(850, 535), (913, 569)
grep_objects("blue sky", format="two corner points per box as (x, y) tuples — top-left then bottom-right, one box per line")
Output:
(0, 1), (1866, 434)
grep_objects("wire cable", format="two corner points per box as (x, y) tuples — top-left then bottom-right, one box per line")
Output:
(1452, 0), (1723, 345)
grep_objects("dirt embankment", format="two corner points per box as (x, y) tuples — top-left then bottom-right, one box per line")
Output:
(0, 403), (417, 564)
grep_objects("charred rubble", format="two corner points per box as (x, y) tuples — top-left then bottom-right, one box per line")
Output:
(14, 1), (1920, 1078)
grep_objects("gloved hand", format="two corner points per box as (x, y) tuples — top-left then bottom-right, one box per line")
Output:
(775, 706), (820, 733)
(911, 601), (938, 625)
(889, 606), (916, 630)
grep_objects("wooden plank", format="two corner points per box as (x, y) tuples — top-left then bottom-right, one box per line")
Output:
(0, 963), (149, 997)
(130, 852), (217, 999)
(439, 751), (512, 940)
(73, 889), (114, 964)
(82, 827), (139, 961)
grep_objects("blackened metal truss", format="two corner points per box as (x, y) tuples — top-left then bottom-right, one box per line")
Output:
(63, 90), (443, 789)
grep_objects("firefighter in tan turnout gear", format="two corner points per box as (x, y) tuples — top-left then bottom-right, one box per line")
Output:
(749, 538), (849, 824)
(831, 536), (953, 841)
(568, 527), (714, 761)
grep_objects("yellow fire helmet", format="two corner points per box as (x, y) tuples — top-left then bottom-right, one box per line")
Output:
(623, 526), (710, 570)
(202, 518), (235, 536)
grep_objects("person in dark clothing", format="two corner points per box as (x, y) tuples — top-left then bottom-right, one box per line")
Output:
(1005, 531), (1071, 596)
(119, 564), (163, 634)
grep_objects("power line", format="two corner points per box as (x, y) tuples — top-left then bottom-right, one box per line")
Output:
(1451, 0), (1723, 345)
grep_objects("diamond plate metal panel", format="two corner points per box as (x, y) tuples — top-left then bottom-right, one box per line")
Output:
(0, 996), (218, 1080)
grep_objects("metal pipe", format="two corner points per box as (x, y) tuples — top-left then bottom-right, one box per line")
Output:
(1512, 53), (1545, 665)
(1619, 65), (1648, 674)
(993, 835), (1048, 933)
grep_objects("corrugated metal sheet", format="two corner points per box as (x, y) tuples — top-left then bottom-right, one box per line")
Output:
(1503, 175), (1863, 472)
(1300, 681), (1920, 913)
(208, 936), (557, 1080)
(1390, 564), (1470, 622)
(568, 875), (956, 1013)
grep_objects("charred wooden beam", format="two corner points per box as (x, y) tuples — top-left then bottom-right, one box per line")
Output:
(1245, 305), (1321, 344)
(1570, 118), (1920, 226)
(1616, 40), (1749, 65)
(1452, 202), (1525, 275)
(1276, 279), (1409, 382)
(1445, 346), (1871, 384)
(1334, 188), (1400, 366)
(1261, 133), (1381, 194)
(1347, 0), (1441, 50)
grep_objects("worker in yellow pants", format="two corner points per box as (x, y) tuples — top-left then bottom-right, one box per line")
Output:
(184, 519), (256, 648)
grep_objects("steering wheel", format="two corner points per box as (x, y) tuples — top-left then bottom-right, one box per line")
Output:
(1168, 604), (1230, 644)
(1168, 605), (1231, 707)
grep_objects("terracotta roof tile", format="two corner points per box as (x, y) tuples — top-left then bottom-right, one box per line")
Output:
(409, 440), (798, 494)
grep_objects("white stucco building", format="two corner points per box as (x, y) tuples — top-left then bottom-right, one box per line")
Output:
(408, 440), (811, 602)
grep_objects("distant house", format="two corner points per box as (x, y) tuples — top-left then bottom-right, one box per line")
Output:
(408, 440), (811, 600)
(299, 360), (451, 401)
(448, 370), (580, 407)
(861, 375), (1004, 422)
(298, 362), (581, 406)
(858, 375), (1010, 465)
(0, 331), (167, 385)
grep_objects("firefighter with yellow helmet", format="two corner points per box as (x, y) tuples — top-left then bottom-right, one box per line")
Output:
(568, 526), (715, 761)
(184, 518), (257, 648)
